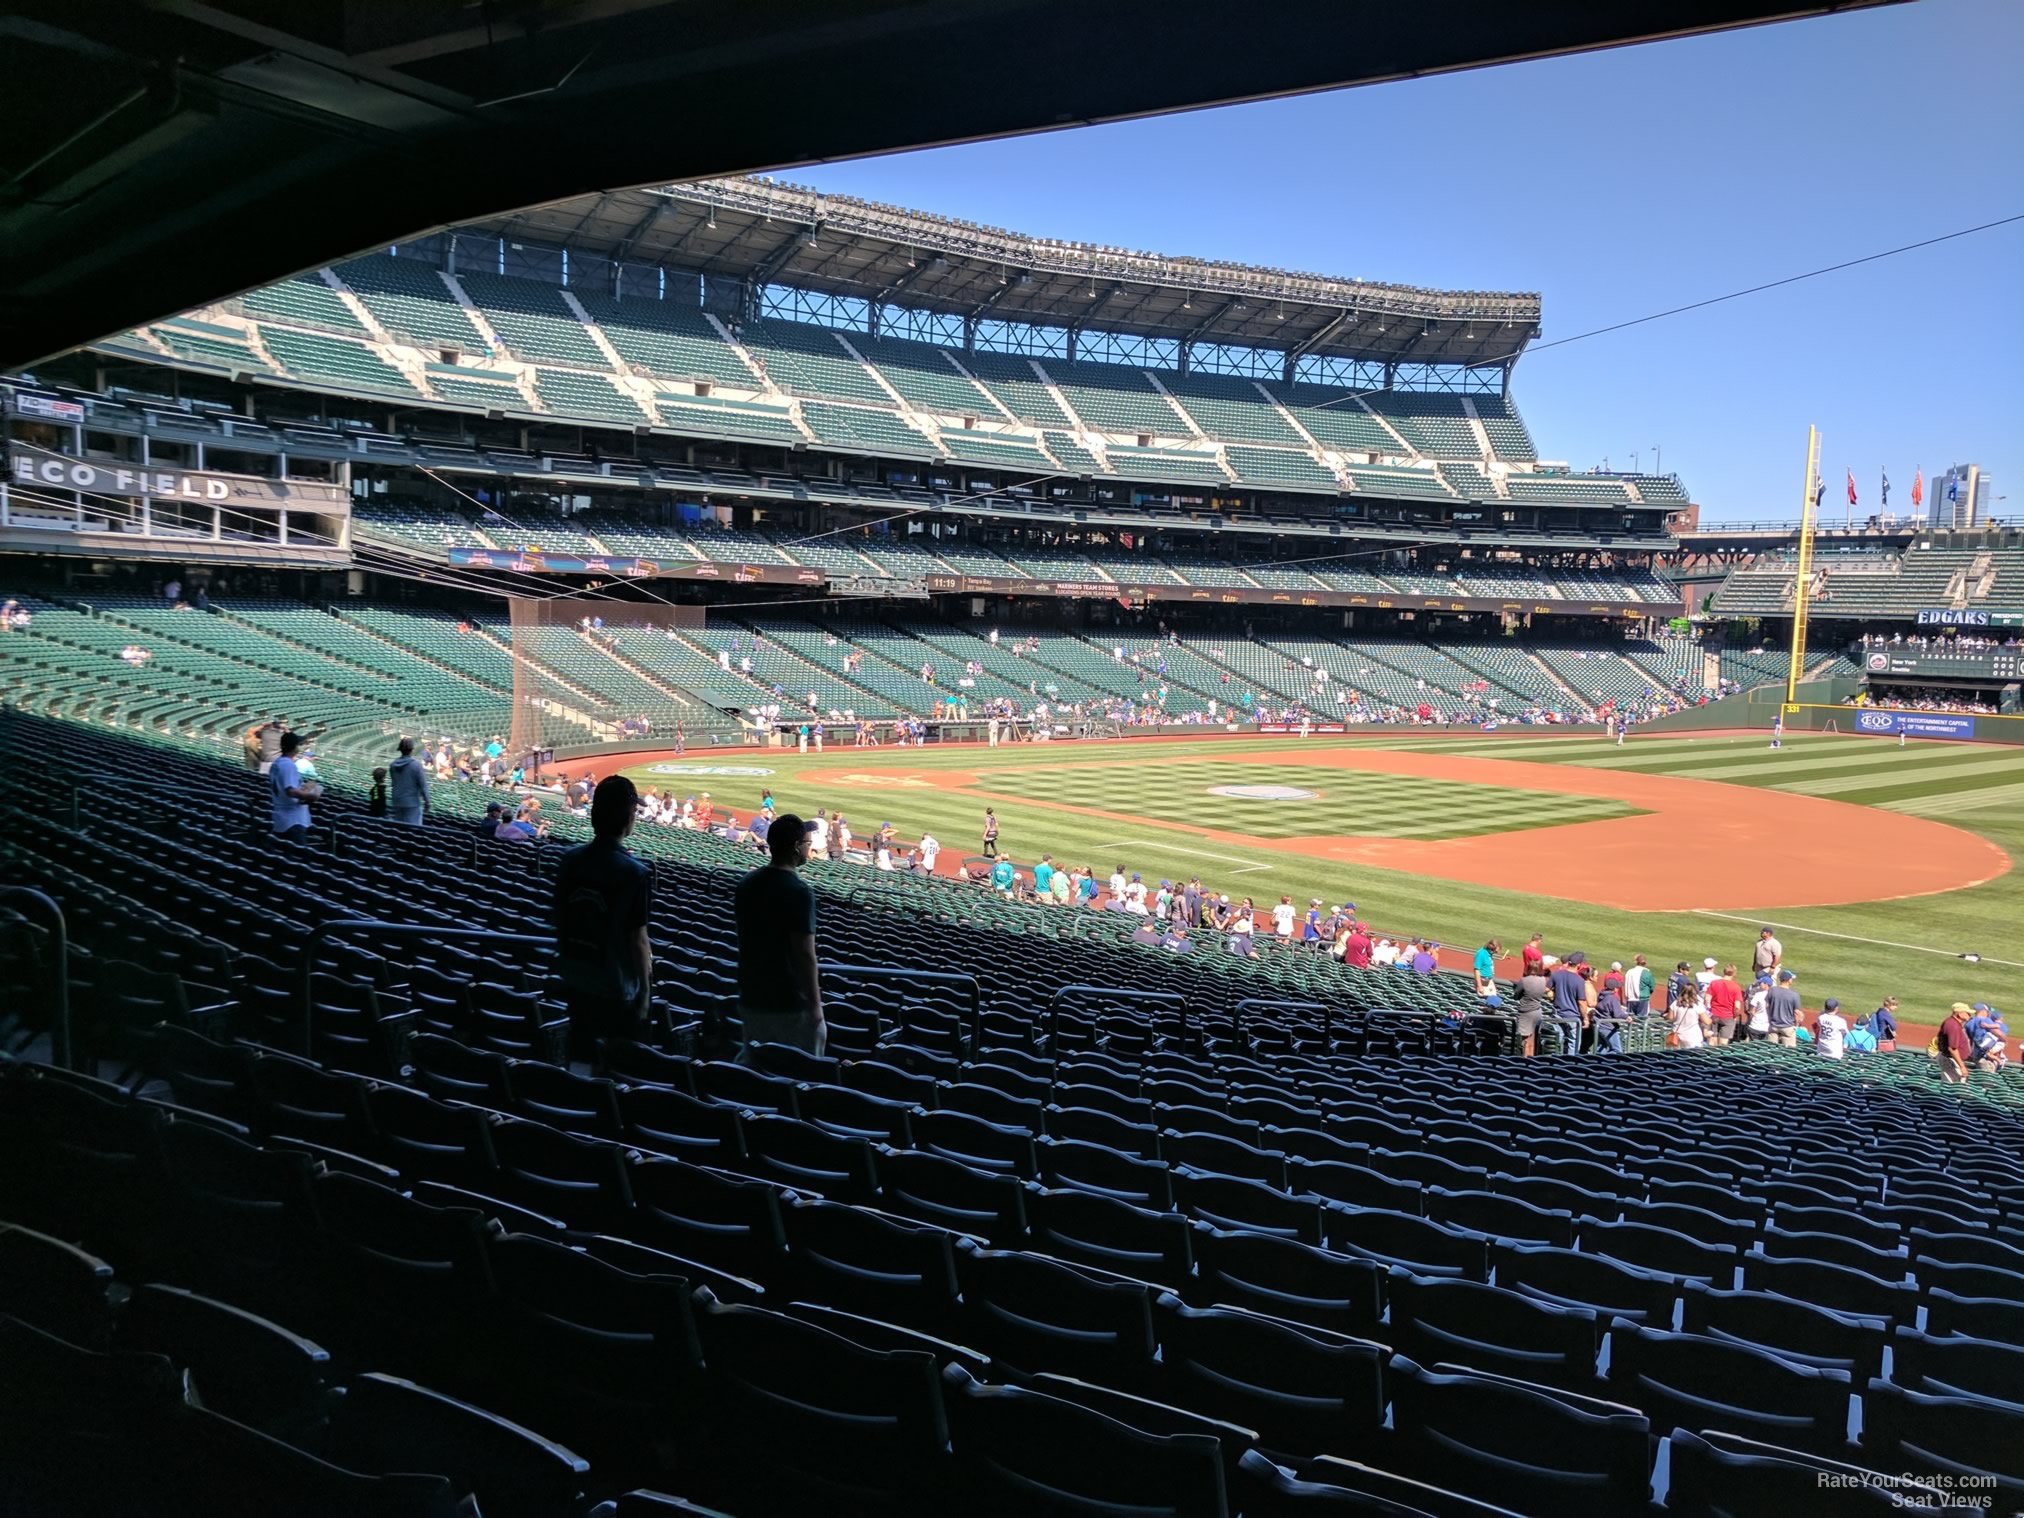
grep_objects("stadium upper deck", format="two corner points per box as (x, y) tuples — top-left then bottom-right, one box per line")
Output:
(18, 179), (1685, 537)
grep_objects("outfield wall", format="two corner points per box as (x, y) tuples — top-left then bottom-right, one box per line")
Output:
(1641, 678), (2024, 744)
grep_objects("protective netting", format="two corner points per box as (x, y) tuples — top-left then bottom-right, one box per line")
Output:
(505, 595), (705, 757)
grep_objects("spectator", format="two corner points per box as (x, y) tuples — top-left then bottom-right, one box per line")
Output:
(1705, 963), (1744, 1045)
(1871, 996), (1900, 1052)
(1752, 926), (1783, 978)
(1934, 1002), (1977, 1084)
(1032, 855), (1056, 898)
(1814, 998), (1849, 1059)
(1696, 957), (1719, 995)
(1474, 939), (1502, 1006)
(1344, 919), (1373, 969)
(256, 717), (286, 775)
(1521, 933), (1546, 977)
(1513, 963), (1550, 1058)
(476, 801), (504, 837)
(1593, 965), (1626, 1055)
(1743, 973), (1772, 1041)
(268, 731), (318, 840)
(1668, 960), (1694, 1009)
(367, 767), (388, 816)
(1846, 1013), (1879, 1054)
(1966, 1004), (2010, 1067)
(1765, 969), (1803, 1048)
(1669, 981), (1707, 1050)
(1411, 941), (1438, 975)
(917, 832), (939, 874)
(387, 736), (429, 825)
(1547, 952), (1587, 1055)
(733, 812), (824, 1056)
(990, 856), (1016, 895)
(553, 776), (653, 1062)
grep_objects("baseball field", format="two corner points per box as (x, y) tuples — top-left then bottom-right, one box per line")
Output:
(616, 729), (2021, 1023)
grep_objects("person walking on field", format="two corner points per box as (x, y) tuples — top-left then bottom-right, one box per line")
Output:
(982, 808), (999, 859)
(734, 813), (825, 1056)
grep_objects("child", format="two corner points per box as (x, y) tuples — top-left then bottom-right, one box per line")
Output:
(367, 767), (388, 817)
(1846, 1014), (1879, 1055)
(1966, 1004), (2010, 1067)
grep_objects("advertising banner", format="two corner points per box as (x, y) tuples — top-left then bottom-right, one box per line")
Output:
(7, 443), (347, 509)
(1849, 710), (1977, 740)
(920, 572), (1643, 619)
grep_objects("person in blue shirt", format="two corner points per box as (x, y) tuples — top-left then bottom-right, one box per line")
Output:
(1966, 1004), (2009, 1067)
(1870, 996), (1899, 1052)
(1548, 953), (1589, 1055)
(989, 857), (1016, 895)
(1032, 856), (1055, 898)
(1473, 938), (1503, 1008)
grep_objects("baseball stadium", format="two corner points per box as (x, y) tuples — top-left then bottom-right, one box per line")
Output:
(2, 3), (2021, 1515)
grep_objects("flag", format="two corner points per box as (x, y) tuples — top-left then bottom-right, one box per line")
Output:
(1846, 469), (1857, 506)
(1948, 476), (1959, 503)
(1813, 476), (1826, 511)
(1882, 469), (1890, 507)
(1912, 468), (1924, 508)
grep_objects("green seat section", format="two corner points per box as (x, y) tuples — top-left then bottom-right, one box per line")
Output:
(336, 256), (488, 350)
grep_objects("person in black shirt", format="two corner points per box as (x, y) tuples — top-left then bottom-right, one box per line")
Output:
(734, 811), (824, 1056)
(552, 776), (653, 1063)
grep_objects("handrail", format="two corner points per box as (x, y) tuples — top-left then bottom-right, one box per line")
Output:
(0, 887), (72, 1072)
(298, 917), (557, 1058)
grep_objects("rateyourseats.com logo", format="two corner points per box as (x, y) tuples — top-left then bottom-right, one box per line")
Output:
(645, 764), (775, 777)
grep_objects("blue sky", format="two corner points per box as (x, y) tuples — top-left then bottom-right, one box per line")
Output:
(792, 0), (2022, 522)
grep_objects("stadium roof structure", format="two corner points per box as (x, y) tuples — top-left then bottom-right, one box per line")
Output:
(471, 181), (1538, 370)
(1, 0), (1905, 372)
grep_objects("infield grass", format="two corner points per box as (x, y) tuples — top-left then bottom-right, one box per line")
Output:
(623, 731), (2022, 1021)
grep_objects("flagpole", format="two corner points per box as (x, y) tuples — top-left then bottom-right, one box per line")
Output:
(1786, 426), (1821, 716)
(1846, 467), (1853, 531)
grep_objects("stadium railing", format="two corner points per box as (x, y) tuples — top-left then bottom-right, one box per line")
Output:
(1, 886), (72, 1072)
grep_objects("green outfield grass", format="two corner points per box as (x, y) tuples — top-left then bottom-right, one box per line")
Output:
(621, 731), (2023, 1021)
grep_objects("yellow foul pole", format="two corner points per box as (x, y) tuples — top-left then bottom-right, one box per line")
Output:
(1784, 425), (1821, 711)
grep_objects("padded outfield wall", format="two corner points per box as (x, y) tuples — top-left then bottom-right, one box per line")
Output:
(1642, 679), (2024, 744)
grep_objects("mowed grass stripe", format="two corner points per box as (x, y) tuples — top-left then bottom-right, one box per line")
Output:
(1776, 755), (2024, 797)
(1665, 744), (2016, 782)
(1885, 780), (2024, 817)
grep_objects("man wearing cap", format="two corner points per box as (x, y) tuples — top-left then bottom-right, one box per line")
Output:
(1935, 1002), (1977, 1083)
(1814, 998), (1849, 1059)
(1696, 957), (1720, 995)
(1752, 926), (1783, 978)
(1765, 969), (1803, 1047)
(1547, 951), (1588, 1056)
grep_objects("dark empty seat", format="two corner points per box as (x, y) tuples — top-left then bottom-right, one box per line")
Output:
(1742, 1250), (1920, 1327)
(1889, 1325), (2024, 1408)
(1863, 1377), (2024, 1506)
(621, 1082), (748, 1163)
(1668, 1426), (1963, 1517)
(1678, 1281), (1886, 1381)
(738, 1113), (879, 1203)
(0, 1222), (116, 1348)
(1187, 1229), (1383, 1338)
(1152, 1294), (1388, 1460)
(1387, 1272), (1598, 1392)
(957, 1247), (1157, 1385)
(1423, 1187), (1574, 1248)
(689, 1296), (948, 1515)
(1291, 1159), (1422, 1216)
(626, 1154), (788, 1278)
(941, 1362), (1229, 1518)
(1234, 1449), (1525, 1517)
(1172, 1171), (1323, 1244)
(115, 1281), (333, 1438)
(913, 1110), (1040, 1180)
(1916, 1257), (2024, 1306)
(325, 1370), (590, 1518)
(1605, 1318), (1851, 1457)
(1387, 1356), (1651, 1515)
(1038, 1136), (1173, 1211)
(1163, 1130), (1289, 1189)
(1026, 1187), (1194, 1288)
(877, 1149), (1030, 1243)
(1580, 1217), (1739, 1284)
(780, 1198), (964, 1335)
(1924, 1286), (2024, 1343)
(1492, 1241), (1679, 1326)
(1324, 1207), (1488, 1283)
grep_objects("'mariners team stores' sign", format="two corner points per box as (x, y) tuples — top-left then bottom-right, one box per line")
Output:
(7, 443), (347, 509)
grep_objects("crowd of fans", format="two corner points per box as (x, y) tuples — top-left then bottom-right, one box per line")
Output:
(1847, 685), (2000, 715)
